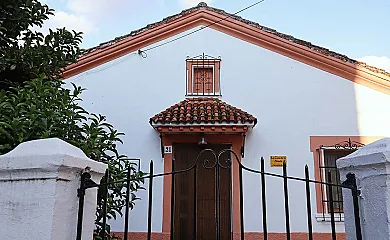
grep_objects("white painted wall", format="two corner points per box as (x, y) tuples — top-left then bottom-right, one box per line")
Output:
(66, 26), (390, 233)
(0, 138), (107, 240)
(338, 138), (390, 240)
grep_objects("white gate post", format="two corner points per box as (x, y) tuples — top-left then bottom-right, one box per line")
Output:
(337, 138), (390, 240)
(0, 138), (107, 240)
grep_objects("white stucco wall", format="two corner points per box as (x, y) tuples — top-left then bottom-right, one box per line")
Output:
(66, 26), (390, 233)
(0, 138), (107, 240)
(337, 138), (390, 240)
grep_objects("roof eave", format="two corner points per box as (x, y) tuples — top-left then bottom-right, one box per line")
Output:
(150, 122), (257, 129)
(62, 4), (390, 95)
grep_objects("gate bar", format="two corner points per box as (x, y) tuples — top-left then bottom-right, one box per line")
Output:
(101, 171), (109, 240)
(170, 159), (175, 240)
(147, 161), (154, 240)
(305, 166), (313, 240)
(260, 158), (268, 240)
(124, 166), (131, 240)
(327, 171), (337, 240)
(348, 173), (363, 240)
(334, 174), (343, 222)
(216, 161), (221, 240)
(282, 163), (291, 240)
(228, 158), (233, 239)
(76, 173), (88, 240)
(193, 167), (197, 240)
(239, 164), (244, 240)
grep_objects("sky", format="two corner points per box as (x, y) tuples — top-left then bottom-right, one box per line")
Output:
(39, 0), (390, 71)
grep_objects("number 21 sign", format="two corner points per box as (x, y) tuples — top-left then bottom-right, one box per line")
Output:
(164, 146), (172, 154)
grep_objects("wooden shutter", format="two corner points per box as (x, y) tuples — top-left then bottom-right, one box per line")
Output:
(193, 67), (214, 94)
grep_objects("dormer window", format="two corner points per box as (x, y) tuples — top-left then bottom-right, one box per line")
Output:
(186, 53), (221, 96)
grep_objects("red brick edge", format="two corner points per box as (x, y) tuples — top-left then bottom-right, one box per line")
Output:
(113, 232), (346, 240)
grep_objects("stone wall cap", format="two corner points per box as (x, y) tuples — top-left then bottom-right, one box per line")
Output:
(0, 138), (107, 174)
(0, 138), (87, 159)
(337, 137), (390, 169)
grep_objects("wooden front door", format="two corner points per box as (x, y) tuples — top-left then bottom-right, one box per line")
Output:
(172, 143), (232, 240)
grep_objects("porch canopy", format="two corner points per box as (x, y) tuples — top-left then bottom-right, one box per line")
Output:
(149, 97), (257, 134)
(149, 97), (257, 234)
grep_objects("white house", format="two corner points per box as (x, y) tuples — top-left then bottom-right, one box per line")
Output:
(63, 3), (390, 239)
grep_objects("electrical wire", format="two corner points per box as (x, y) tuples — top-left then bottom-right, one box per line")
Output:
(143, 0), (265, 52)
(70, 51), (139, 81)
(70, 0), (265, 81)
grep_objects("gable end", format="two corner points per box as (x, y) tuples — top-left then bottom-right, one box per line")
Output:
(63, 7), (390, 94)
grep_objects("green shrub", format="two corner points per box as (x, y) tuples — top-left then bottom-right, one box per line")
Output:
(0, 76), (145, 239)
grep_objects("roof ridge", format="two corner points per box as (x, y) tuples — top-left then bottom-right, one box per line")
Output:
(81, 3), (209, 56)
(79, 2), (390, 77)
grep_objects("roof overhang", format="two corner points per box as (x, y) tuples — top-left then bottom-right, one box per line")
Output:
(149, 97), (257, 134)
(152, 123), (255, 134)
(62, 5), (390, 94)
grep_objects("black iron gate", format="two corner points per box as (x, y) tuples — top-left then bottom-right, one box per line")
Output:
(76, 148), (362, 240)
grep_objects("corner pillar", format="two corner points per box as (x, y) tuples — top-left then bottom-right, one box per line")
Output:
(0, 138), (107, 240)
(337, 138), (390, 240)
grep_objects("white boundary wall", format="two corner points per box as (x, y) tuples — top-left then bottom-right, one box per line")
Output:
(338, 138), (390, 240)
(0, 138), (107, 240)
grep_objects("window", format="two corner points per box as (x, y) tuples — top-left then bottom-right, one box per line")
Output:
(310, 137), (370, 222)
(312, 137), (366, 222)
(186, 53), (221, 96)
(321, 149), (355, 213)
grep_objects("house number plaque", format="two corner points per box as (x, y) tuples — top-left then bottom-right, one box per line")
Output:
(164, 146), (172, 154)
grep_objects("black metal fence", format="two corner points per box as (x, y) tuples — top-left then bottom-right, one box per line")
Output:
(76, 149), (362, 240)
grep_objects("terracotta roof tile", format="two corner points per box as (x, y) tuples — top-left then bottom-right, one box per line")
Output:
(80, 2), (390, 77)
(150, 98), (257, 125)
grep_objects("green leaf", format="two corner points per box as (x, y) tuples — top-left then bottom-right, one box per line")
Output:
(0, 2), (143, 237)
(0, 122), (13, 129)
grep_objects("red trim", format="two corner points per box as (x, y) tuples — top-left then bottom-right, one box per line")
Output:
(186, 59), (221, 95)
(113, 232), (346, 240)
(156, 126), (249, 133)
(309, 136), (384, 213)
(62, 9), (390, 94)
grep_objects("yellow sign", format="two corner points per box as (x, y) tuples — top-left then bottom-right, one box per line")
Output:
(270, 156), (287, 167)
